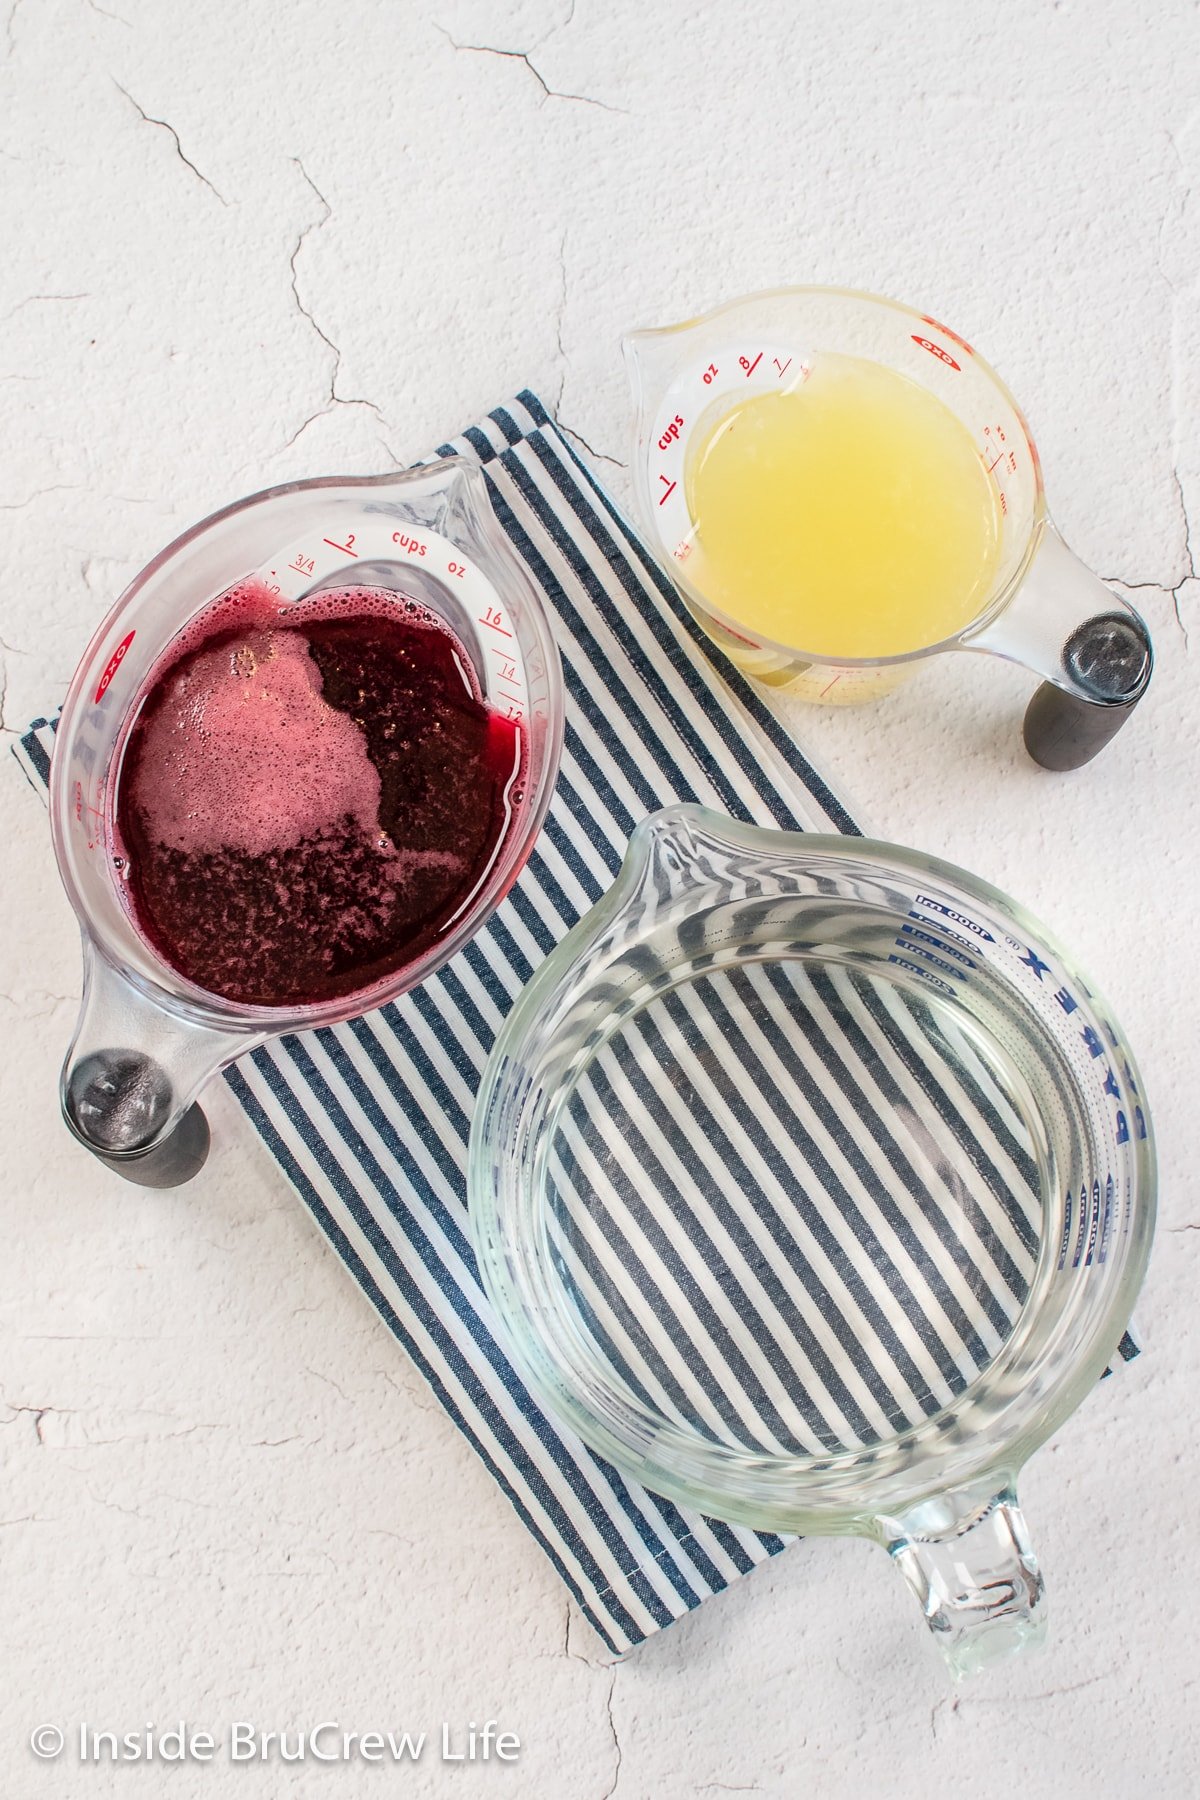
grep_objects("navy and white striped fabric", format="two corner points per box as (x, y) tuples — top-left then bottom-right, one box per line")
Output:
(548, 957), (1049, 1460)
(14, 391), (1137, 1655)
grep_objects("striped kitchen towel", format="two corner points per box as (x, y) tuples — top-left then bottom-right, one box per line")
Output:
(14, 391), (1137, 1656)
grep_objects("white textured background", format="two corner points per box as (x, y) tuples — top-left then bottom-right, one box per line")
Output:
(2, 1), (1198, 1793)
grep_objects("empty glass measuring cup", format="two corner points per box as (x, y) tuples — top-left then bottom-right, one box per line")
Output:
(624, 289), (1153, 769)
(52, 460), (563, 1186)
(469, 806), (1155, 1677)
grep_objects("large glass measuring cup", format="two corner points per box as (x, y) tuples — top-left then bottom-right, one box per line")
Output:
(52, 460), (563, 1185)
(625, 289), (1153, 769)
(469, 806), (1155, 1678)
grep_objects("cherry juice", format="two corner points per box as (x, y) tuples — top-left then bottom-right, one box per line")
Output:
(110, 582), (522, 1008)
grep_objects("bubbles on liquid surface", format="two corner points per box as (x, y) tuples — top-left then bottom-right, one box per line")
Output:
(125, 620), (383, 859)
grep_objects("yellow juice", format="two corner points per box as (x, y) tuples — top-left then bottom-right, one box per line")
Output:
(684, 353), (1002, 659)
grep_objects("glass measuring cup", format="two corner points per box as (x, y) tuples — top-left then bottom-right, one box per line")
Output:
(624, 288), (1153, 769)
(52, 460), (563, 1185)
(469, 805), (1155, 1677)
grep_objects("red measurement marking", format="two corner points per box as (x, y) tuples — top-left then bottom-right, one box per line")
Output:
(911, 335), (960, 371)
(673, 540), (693, 561)
(322, 534), (357, 556)
(289, 553), (315, 574)
(94, 629), (135, 704)
(986, 452), (1003, 474)
(774, 356), (793, 379)
(741, 352), (762, 377)
(657, 477), (677, 506)
(479, 608), (512, 638)
(491, 651), (519, 682)
(819, 672), (844, 699)
(391, 532), (427, 558)
(498, 685), (524, 703)
(702, 362), (718, 385)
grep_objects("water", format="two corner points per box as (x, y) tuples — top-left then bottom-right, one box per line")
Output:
(544, 951), (1045, 1459)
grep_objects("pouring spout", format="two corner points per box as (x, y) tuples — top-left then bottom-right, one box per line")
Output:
(621, 321), (692, 418)
(61, 938), (257, 1187)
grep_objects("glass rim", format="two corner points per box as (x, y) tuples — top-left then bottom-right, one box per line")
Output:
(624, 283), (1048, 670)
(469, 805), (1156, 1527)
(49, 468), (567, 1030)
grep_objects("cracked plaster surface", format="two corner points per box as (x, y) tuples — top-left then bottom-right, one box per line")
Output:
(112, 80), (229, 204)
(1, 1), (1199, 1795)
(435, 34), (628, 114)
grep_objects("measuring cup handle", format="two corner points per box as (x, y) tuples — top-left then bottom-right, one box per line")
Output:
(61, 938), (249, 1188)
(961, 524), (1152, 770)
(875, 1480), (1046, 1680)
(64, 1051), (212, 1187)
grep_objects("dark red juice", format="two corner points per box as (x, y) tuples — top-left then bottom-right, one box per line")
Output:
(111, 582), (522, 1007)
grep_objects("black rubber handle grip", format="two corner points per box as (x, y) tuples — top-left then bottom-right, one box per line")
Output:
(1022, 612), (1152, 771)
(63, 1050), (210, 1187)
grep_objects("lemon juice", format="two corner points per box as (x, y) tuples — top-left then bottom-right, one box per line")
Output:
(684, 353), (1002, 659)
